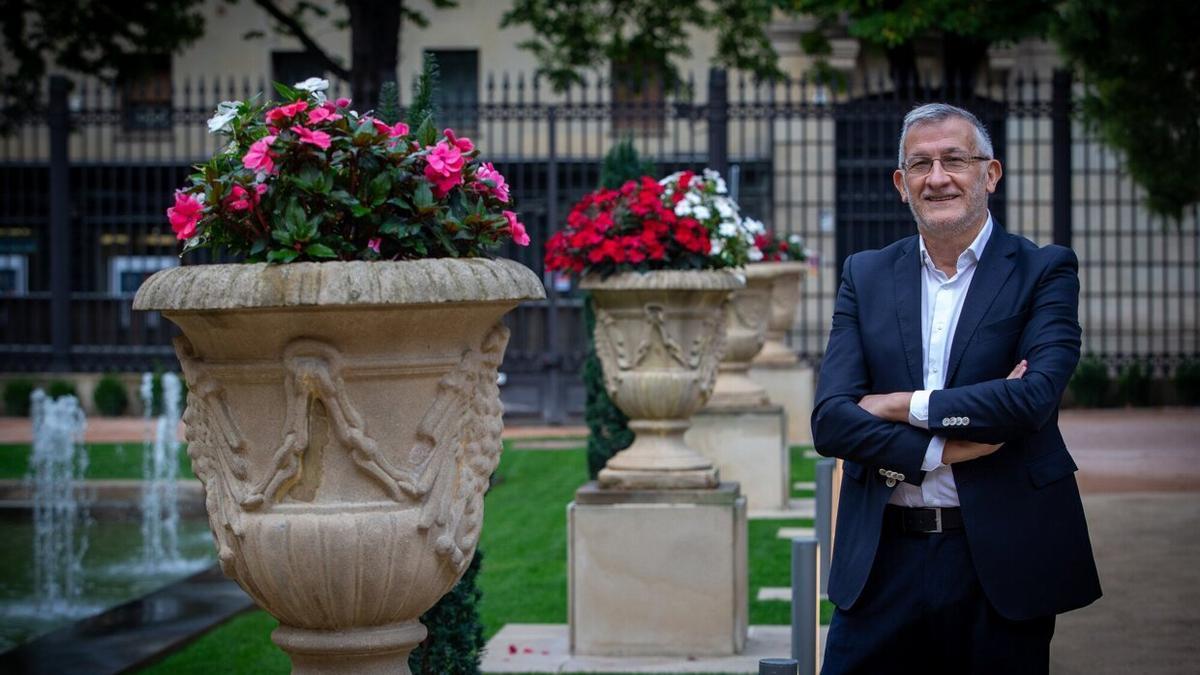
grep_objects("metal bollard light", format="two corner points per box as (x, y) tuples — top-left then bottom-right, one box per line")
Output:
(815, 458), (835, 596)
(791, 536), (820, 675)
(760, 657), (799, 674)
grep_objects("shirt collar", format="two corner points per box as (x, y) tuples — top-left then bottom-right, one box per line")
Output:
(919, 212), (993, 275)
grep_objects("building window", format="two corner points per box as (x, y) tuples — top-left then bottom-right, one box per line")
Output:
(426, 50), (479, 136)
(272, 51), (327, 89)
(611, 60), (665, 136)
(120, 54), (173, 131)
(0, 255), (27, 295)
(110, 256), (177, 329)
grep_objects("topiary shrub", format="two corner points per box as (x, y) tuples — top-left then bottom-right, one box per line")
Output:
(1116, 360), (1153, 407)
(3, 378), (35, 416)
(93, 374), (129, 416)
(1068, 355), (1110, 408)
(46, 379), (77, 401)
(409, 549), (485, 675)
(1175, 358), (1200, 405)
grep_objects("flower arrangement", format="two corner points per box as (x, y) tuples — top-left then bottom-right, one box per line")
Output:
(544, 168), (768, 279)
(167, 78), (528, 263)
(544, 176), (715, 278)
(753, 231), (811, 262)
(659, 169), (764, 267)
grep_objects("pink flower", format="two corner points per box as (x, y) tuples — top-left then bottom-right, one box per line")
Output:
(225, 183), (267, 212)
(503, 210), (530, 246)
(167, 191), (203, 240)
(335, 97), (351, 108)
(443, 128), (474, 153)
(307, 106), (342, 124)
(368, 237), (382, 253)
(265, 100), (309, 126)
(242, 134), (277, 173)
(424, 139), (465, 197)
(291, 125), (331, 150)
(371, 119), (409, 137)
(475, 162), (510, 202)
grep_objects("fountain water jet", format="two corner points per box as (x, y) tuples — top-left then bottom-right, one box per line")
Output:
(140, 372), (182, 568)
(28, 389), (90, 616)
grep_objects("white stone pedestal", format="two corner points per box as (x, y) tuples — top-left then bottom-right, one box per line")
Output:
(749, 363), (815, 446)
(568, 483), (748, 657)
(685, 406), (788, 511)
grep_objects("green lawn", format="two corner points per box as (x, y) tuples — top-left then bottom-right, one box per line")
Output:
(140, 443), (827, 673)
(0, 443), (194, 481)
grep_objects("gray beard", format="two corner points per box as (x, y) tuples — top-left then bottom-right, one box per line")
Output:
(903, 183), (988, 239)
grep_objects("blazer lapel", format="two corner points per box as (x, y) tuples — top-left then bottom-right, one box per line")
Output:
(893, 238), (926, 390)
(945, 225), (1019, 385)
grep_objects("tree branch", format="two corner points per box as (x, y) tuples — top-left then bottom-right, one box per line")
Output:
(251, 0), (350, 80)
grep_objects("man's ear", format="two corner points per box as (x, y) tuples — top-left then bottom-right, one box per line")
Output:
(893, 169), (908, 203)
(985, 160), (1003, 194)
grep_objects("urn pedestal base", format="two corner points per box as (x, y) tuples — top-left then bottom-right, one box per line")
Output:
(685, 405), (788, 510)
(274, 622), (426, 675)
(568, 482), (748, 657)
(749, 362), (815, 445)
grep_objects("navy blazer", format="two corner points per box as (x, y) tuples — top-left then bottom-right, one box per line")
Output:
(811, 224), (1102, 621)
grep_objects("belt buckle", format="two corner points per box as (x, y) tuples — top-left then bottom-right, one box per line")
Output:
(930, 507), (943, 534)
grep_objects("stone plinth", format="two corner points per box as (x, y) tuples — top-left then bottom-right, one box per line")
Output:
(749, 362), (815, 445)
(685, 406), (788, 510)
(569, 483), (748, 657)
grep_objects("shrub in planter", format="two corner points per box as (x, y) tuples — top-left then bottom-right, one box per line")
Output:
(3, 378), (35, 416)
(409, 549), (485, 675)
(46, 380), (77, 401)
(93, 374), (130, 416)
(1116, 360), (1152, 407)
(1175, 358), (1200, 405)
(1068, 355), (1110, 407)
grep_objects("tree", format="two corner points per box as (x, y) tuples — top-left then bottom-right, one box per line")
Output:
(0, 0), (456, 123)
(784, 0), (1056, 88)
(500, 0), (789, 92)
(1054, 0), (1200, 220)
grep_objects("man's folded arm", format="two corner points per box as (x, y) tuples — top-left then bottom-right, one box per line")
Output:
(927, 247), (1082, 443)
(811, 255), (931, 484)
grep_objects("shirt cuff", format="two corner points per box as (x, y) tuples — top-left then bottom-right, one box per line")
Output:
(922, 435), (947, 471)
(908, 389), (933, 429)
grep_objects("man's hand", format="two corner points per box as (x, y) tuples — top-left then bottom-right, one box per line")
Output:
(940, 359), (1028, 465)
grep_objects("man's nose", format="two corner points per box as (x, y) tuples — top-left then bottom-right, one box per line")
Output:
(926, 160), (952, 186)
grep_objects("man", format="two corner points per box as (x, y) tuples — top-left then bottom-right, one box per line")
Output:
(812, 103), (1101, 674)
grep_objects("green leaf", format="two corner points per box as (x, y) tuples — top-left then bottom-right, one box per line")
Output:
(380, 217), (418, 237)
(271, 229), (294, 246)
(416, 116), (438, 147)
(351, 204), (373, 218)
(431, 225), (459, 256)
(367, 173), (391, 207)
(272, 81), (300, 101)
(267, 248), (300, 264)
(413, 181), (435, 209)
(284, 201), (307, 231)
(305, 243), (337, 259)
(250, 239), (267, 255)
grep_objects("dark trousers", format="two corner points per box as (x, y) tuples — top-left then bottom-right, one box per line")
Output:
(821, 517), (1055, 675)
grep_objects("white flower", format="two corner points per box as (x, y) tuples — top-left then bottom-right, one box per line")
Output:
(693, 205), (711, 221)
(206, 101), (240, 134)
(294, 77), (330, 93)
(710, 237), (725, 255)
(718, 220), (737, 237)
(743, 217), (766, 235)
(674, 202), (693, 217)
(748, 246), (764, 262)
(659, 171), (684, 186)
(714, 199), (734, 219)
(684, 191), (702, 206)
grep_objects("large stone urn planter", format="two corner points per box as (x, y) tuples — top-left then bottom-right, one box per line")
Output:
(580, 270), (743, 489)
(750, 261), (808, 366)
(704, 265), (774, 409)
(133, 259), (543, 675)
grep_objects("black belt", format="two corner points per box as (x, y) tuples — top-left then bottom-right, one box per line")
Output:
(884, 505), (964, 534)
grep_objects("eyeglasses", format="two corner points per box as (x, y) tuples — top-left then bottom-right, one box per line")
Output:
(902, 155), (992, 176)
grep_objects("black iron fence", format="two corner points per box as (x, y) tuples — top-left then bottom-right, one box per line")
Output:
(1, 69), (1196, 421)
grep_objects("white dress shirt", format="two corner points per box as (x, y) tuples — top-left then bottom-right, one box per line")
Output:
(888, 214), (993, 508)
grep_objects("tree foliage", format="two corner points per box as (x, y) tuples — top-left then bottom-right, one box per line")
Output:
(1054, 0), (1200, 220)
(501, 0), (787, 92)
(0, 0), (457, 122)
(408, 549), (486, 675)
